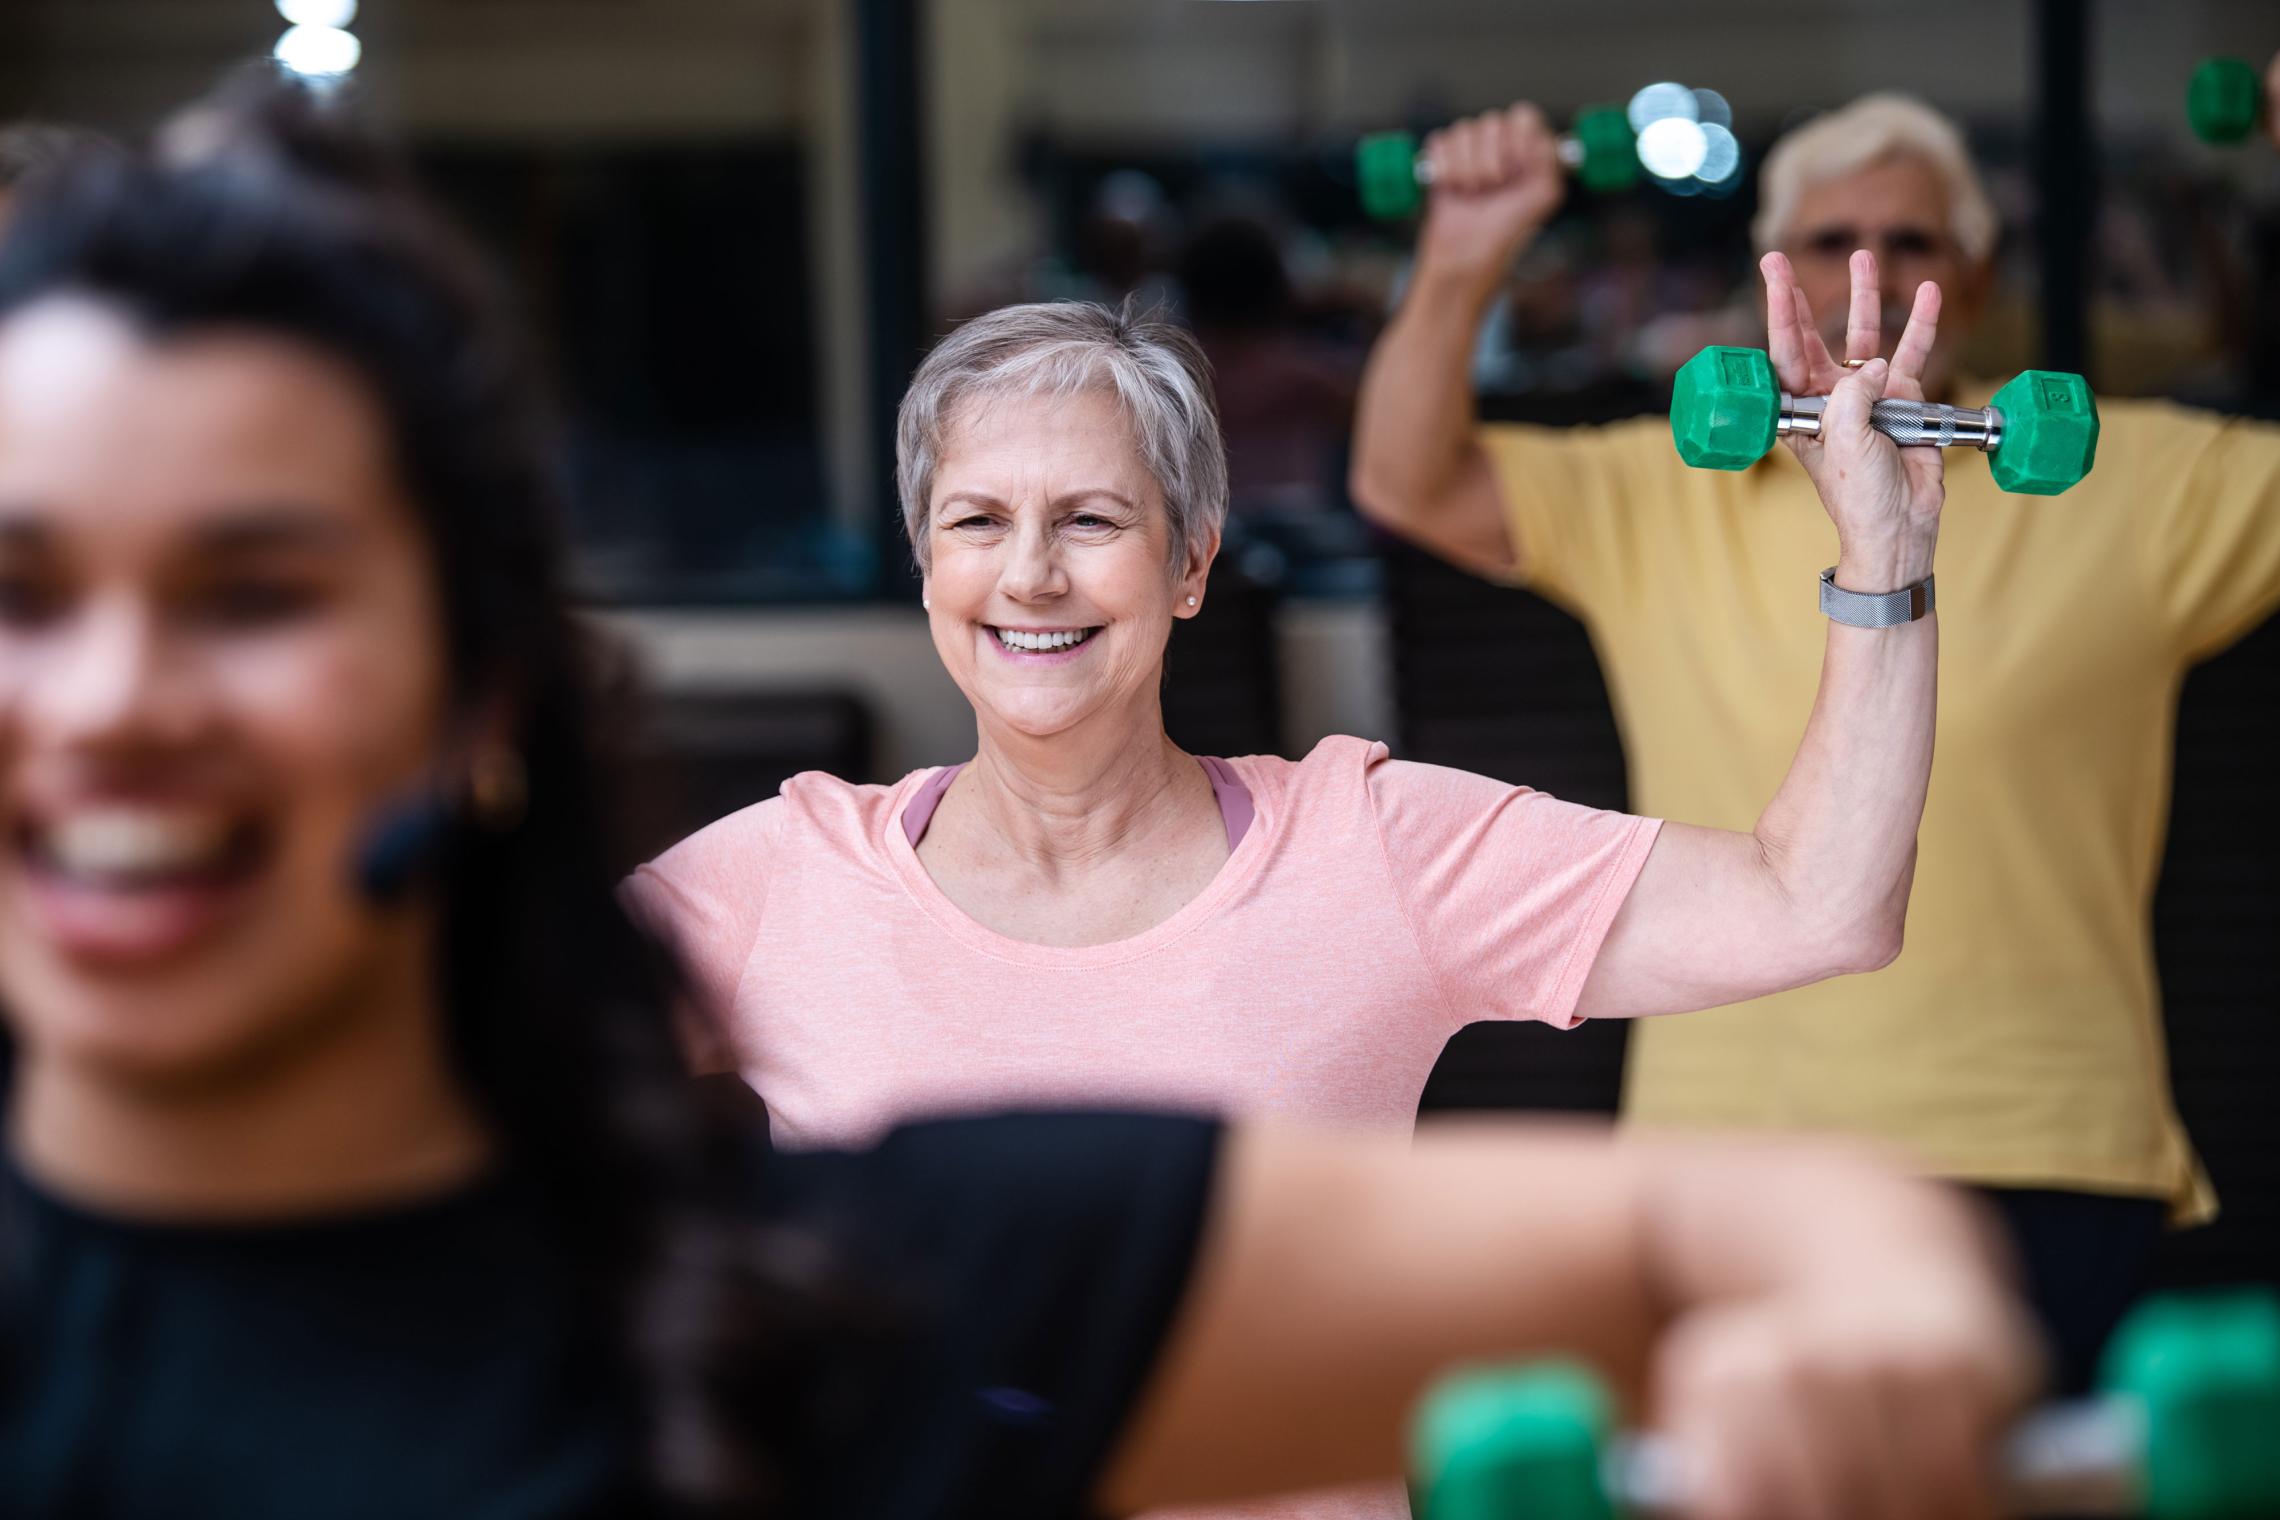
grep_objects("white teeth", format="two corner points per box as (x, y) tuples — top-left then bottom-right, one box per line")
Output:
(39, 808), (237, 880)
(996, 627), (1095, 652)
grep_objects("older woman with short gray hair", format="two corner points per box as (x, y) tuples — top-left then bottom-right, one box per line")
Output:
(631, 281), (1946, 1519)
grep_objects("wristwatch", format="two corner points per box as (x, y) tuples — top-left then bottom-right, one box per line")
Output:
(1819, 566), (1935, 627)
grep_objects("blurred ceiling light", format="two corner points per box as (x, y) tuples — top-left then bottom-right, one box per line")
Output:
(1637, 116), (1709, 180)
(276, 0), (357, 26)
(1692, 88), (1733, 130)
(1626, 81), (1698, 133)
(1695, 122), (1741, 184)
(274, 23), (362, 77)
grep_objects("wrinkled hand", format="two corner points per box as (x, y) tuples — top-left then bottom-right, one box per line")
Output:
(1652, 1284), (2043, 1520)
(1763, 249), (1944, 592)
(1416, 104), (1566, 295)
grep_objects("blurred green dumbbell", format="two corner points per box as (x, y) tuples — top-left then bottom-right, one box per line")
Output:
(1356, 106), (1638, 221)
(1669, 344), (2100, 495)
(2187, 57), (2266, 146)
(1412, 1290), (2280, 1520)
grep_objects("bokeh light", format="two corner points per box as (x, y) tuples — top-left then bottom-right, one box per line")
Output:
(274, 24), (361, 77)
(1695, 123), (1741, 184)
(1637, 117), (1709, 180)
(275, 0), (358, 27)
(1626, 82), (1699, 134)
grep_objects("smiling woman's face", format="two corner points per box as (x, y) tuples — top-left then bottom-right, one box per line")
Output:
(922, 388), (1211, 744)
(0, 298), (449, 1086)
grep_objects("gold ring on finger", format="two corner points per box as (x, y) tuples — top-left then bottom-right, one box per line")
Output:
(1840, 358), (1871, 369)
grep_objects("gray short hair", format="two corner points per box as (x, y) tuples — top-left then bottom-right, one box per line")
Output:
(1752, 93), (1999, 264)
(896, 300), (1227, 576)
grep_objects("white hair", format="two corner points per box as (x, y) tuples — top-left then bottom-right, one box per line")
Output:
(1751, 93), (1999, 263)
(896, 299), (1227, 577)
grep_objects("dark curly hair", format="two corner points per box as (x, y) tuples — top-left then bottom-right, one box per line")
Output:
(0, 76), (838, 1513)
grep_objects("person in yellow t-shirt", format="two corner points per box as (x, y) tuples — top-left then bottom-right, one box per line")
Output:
(1352, 92), (2280, 1391)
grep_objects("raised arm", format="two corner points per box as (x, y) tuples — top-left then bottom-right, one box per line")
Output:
(1102, 1120), (2035, 1520)
(1573, 250), (1946, 1019)
(1349, 104), (1565, 578)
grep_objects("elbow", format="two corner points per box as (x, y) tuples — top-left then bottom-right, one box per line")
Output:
(1820, 891), (1908, 978)
(1347, 453), (1407, 532)
(1835, 916), (1905, 977)
(1762, 837), (1912, 982)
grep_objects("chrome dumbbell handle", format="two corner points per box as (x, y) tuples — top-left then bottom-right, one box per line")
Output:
(1595, 1398), (2145, 1517)
(1410, 134), (1590, 185)
(1778, 393), (2007, 453)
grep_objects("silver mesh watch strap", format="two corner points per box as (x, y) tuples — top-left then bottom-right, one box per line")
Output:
(1819, 566), (1935, 627)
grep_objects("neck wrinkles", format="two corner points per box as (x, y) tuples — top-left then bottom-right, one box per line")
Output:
(960, 706), (1205, 872)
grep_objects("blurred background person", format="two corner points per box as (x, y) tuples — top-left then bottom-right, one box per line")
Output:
(1349, 92), (2280, 1392)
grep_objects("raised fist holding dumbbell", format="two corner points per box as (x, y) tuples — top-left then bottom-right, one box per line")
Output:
(1762, 247), (1947, 594)
(1413, 104), (1572, 303)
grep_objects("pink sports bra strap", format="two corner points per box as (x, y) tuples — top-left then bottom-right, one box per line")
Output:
(1196, 755), (1257, 853)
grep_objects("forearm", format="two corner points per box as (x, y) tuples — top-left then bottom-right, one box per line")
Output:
(1351, 265), (1499, 537)
(1750, 531), (1940, 970)
(1098, 1123), (1655, 1508)
(1638, 1130), (2003, 1318)
(1099, 1121), (2008, 1510)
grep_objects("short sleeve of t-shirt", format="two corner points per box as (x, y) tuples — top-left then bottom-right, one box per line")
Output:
(619, 798), (783, 1072)
(2128, 405), (2280, 660)
(1478, 417), (1673, 619)
(765, 1112), (1221, 1520)
(1362, 744), (1660, 1030)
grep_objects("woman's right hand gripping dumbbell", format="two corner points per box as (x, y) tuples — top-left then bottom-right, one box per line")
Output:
(1651, 1271), (2043, 1520)
(1417, 104), (1569, 301)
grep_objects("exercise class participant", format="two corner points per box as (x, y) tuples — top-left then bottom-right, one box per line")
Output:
(633, 265), (1946, 1144)
(634, 277), (1940, 1520)
(0, 86), (2042, 1520)
(1350, 93), (2280, 1390)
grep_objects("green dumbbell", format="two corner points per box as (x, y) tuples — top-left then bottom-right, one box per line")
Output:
(2188, 57), (2266, 146)
(1670, 344), (2101, 495)
(1413, 1290), (2280, 1520)
(1356, 106), (1638, 221)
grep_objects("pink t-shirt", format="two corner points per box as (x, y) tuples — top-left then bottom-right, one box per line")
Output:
(629, 734), (1657, 1146)
(625, 735), (1658, 1520)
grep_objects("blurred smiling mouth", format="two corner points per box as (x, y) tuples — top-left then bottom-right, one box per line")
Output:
(990, 625), (1101, 654)
(12, 804), (270, 965)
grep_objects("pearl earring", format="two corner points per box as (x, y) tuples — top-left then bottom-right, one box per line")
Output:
(1186, 596), (1198, 607)
(922, 598), (931, 610)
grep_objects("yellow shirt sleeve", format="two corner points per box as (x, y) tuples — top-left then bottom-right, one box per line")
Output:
(2125, 403), (2280, 660)
(1476, 417), (1676, 619)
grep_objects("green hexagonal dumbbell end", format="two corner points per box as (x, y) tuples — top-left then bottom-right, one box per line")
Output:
(1988, 369), (2099, 494)
(1570, 105), (1640, 194)
(1671, 345), (1781, 471)
(2100, 1290), (2280, 1520)
(2187, 57), (2264, 146)
(1413, 1364), (1614, 1520)
(1358, 131), (1425, 221)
